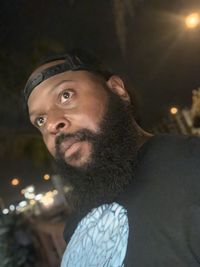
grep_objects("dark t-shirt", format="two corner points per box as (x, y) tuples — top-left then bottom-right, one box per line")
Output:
(63, 134), (200, 266)
(118, 134), (200, 266)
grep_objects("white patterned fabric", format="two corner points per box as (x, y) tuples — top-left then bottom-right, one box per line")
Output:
(61, 202), (129, 267)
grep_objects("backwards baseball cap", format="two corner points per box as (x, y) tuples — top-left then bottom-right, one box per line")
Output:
(23, 49), (113, 104)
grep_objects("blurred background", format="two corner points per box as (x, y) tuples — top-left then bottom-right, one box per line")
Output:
(1, 0), (200, 266)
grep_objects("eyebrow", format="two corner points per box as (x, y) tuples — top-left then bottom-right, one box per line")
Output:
(51, 79), (74, 91)
(29, 79), (74, 117)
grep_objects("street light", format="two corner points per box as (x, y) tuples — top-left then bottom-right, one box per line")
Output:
(170, 107), (178, 115)
(2, 208), (9, 215)
(24, 185), (35, 199)
(11, 178), (20, 186)
(43, 174), (50, 181)
(185, 12), (200, 29)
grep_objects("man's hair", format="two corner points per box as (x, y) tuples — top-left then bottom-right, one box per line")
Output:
(23, 48), (113, 105)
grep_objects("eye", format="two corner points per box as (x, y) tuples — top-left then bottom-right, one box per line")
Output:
(35, 116), (46, 128)
(60, 89), (74, 104)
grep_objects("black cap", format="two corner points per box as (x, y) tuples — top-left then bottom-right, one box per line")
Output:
(23, 49), (113, 104)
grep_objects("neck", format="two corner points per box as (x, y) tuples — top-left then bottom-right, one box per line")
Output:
(132, 120), (153, 151)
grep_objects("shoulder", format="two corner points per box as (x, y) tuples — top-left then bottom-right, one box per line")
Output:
(139, 134), (200, 159)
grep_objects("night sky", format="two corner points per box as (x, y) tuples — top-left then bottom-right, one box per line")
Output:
(1, 0), (200, 206)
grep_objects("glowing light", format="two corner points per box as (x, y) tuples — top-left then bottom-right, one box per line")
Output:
(2, 209), (9, 215)
(9, 205), (15, 211)
(43, 174), (50, 181)
(35, 194), (43, 201)
(19, 201), (27, 208)
(185, 13), (200, 29)
(23, 185), (35, 199)
(27, 185), (34, 193)
(11, 178), (20, 186)
(25, 192), (35, 199)
(30, 199), (36, 205)
(170, 107), (178, 115)
(40, 191), (54, 207)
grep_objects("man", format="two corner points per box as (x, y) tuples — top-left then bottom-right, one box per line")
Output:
(24, 49), (200, 266)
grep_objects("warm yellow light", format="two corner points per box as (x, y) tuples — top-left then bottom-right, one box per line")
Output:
(43, 174), (50, 181)
(170, 107), (178, 115)
(11, 178), (20, 186)
(30, 199), (36, 205)
(185, 13), (200, 29)
(40, 192), (54, 207)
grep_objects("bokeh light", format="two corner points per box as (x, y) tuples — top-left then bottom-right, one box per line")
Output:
(185, 13), (200, 29)
(170, 107), (178, 115)
(43, 174), (50, 181)
(11, 178), (20, 186)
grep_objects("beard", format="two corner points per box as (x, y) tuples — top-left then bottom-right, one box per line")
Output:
(55, 89), (139, 215)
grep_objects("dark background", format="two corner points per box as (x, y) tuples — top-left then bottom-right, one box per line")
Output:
(1, 0), (200, 206)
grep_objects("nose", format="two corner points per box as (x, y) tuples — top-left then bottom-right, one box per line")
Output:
(45, 112), (70, 135)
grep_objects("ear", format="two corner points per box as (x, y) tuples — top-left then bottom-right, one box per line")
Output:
(106, 75), (130, 101)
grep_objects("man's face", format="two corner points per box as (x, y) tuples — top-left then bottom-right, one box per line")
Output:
(28, 64), (139, 211)
(28, 67), (111, 168)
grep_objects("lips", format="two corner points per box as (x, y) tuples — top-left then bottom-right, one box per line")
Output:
(59, 138), (78, 155)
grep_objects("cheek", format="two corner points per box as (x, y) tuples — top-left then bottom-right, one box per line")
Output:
(80, 93), (108, 131)
(78, 104), (105, 132)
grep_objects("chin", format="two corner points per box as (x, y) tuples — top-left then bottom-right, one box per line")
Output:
(65, 152), (92, 169)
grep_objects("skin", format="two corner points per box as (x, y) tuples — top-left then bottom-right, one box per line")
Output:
(27, 61), (151, 167)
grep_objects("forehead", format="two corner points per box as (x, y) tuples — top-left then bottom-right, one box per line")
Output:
(28, 59), (104, 95)
(24, 60), (66, 104)
(27, 68), (105, 110)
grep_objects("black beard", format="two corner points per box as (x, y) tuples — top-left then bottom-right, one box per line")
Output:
(55, 90), (139, 215)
